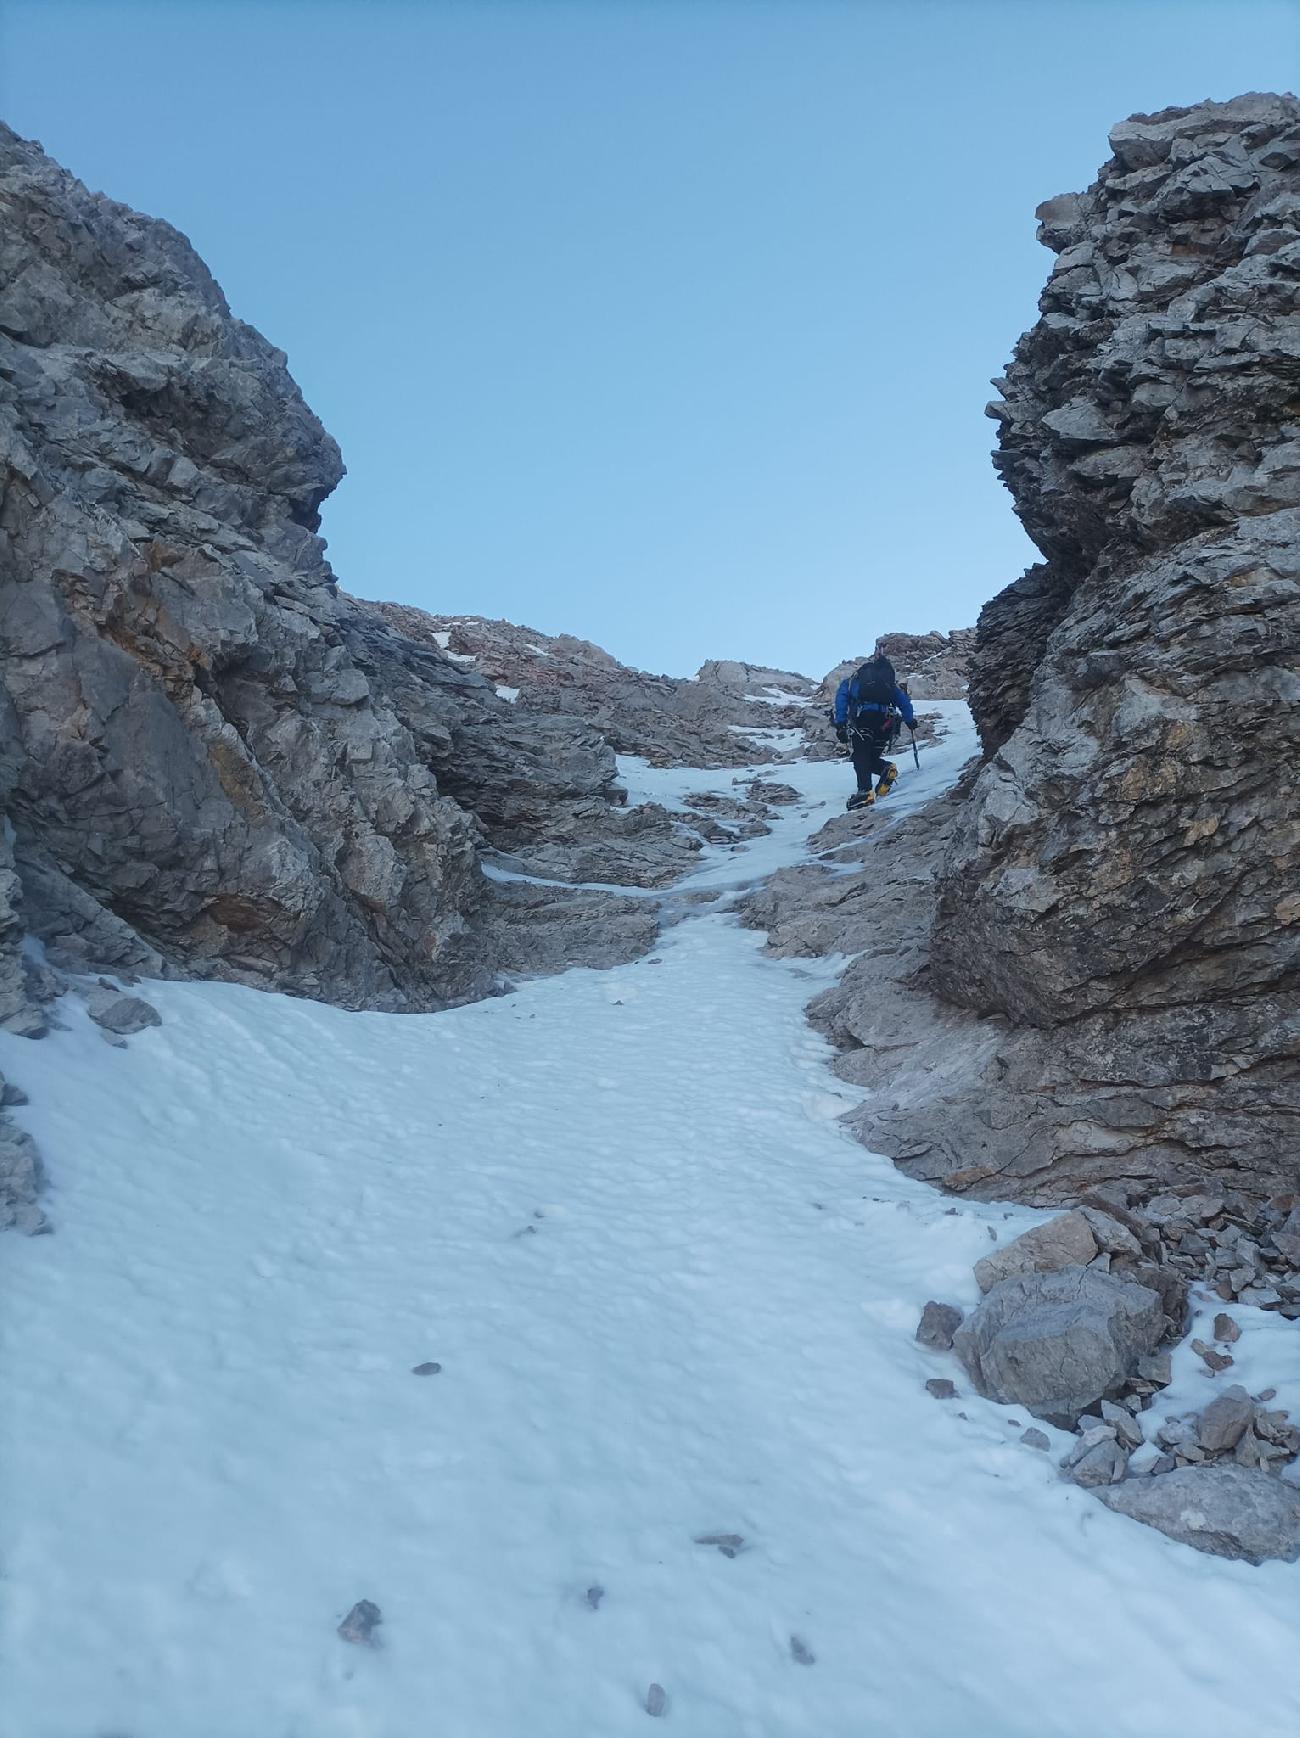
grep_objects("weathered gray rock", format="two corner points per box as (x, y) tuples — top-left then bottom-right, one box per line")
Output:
(953, 1266), (1166, 1424)
(1101, 1400), (1145, 1450)
(0, 1118), (46, 1233)
(761, 97), (1300, 1210)
(922, 95), (1300, 1202)
(1021, 1427), (1051, 1451)
(337, 1600), (382, 1646)
(974, 1211), (1099, 1292)
(0, 123), (502, 1012)
(81, 984), (162, 1036)
(1061, 1425), (1128, 1487)
(916, 1300), (964, 1350)
(925, 1377), (957, 1399)
(1192, 1338), (1234, 1373)
(1097, 1465), (1300, 1563)
(1196, 1385), (1256, 1454)
(480, 881), (660, 977)
(745, 780), (800, 807)
(1136, 1350), (1172, 1387)
(1078, 1207), (1144, 1259)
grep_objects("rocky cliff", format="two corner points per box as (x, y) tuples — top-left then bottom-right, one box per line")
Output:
(0, 121), (723, 1057)
(752, 95), (1299, 1209)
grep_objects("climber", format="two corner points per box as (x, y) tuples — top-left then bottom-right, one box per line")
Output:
(833, 652), (915, 812)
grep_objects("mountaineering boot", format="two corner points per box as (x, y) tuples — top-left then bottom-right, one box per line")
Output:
(846, 788), (875, 812)
(875, 762), (899, 798)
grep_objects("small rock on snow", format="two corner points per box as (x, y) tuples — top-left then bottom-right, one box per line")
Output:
(915, 1300), (963, 1350)
(645, 1682), (668, 1716)
(83, 984), (162, 1036)
(790, 1634), (816, 1666)
(1192, 1338), (1234, 1373)
(925, 1378), (957, 1399)
(411, 1361), (442, 1376)
(337, 1599), (382, 1646)
(1021, 1428), (1051, 1451)
(1214, 1313), (1242, 1344)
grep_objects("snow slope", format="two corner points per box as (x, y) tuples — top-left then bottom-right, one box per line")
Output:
(2, 705), (1299, 1738)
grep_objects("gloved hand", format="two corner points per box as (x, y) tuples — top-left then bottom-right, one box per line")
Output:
(835, 724), (848, 744)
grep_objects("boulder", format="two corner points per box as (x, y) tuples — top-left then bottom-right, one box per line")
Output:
(974, 1211), (1099, 1292)
(953, 1266), (1166, 1424)
(1097, 1465), (1300, 1564)
(1195, 1385), (1256, 1454)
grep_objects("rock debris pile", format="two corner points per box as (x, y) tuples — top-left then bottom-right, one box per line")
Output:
(917, 1200), (1300, 1562)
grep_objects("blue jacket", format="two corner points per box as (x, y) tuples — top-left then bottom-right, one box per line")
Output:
(834, 676), (915, 728)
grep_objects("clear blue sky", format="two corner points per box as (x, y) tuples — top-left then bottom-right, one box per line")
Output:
(1, 2), (1294, 677)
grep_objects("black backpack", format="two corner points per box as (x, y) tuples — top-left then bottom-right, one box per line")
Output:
(848, 656), (896, 714)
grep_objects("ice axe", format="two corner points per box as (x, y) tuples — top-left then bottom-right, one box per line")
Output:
(908, 725), (919, 769)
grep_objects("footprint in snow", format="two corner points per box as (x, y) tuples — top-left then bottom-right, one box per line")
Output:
(790, 1634), (816, 1666)
(585, 1584), (605, 1609)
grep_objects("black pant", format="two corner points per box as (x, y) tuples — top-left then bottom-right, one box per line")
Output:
(850, 727), (895, 792)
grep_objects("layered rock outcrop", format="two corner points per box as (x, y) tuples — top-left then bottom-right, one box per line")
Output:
(0, 121), (490, 1017)
(752, 95), (1300, 1208)
(0, 121), (706, 1046)
(923, 94), (1300, 1199)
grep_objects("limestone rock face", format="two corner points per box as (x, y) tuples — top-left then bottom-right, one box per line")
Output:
(0, 122), (498, 1012)
(0, 124), (683, 1023)
(920, 95), (1300, 1199)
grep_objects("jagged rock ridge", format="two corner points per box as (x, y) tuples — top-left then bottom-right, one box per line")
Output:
(367, 608), (818, 768)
